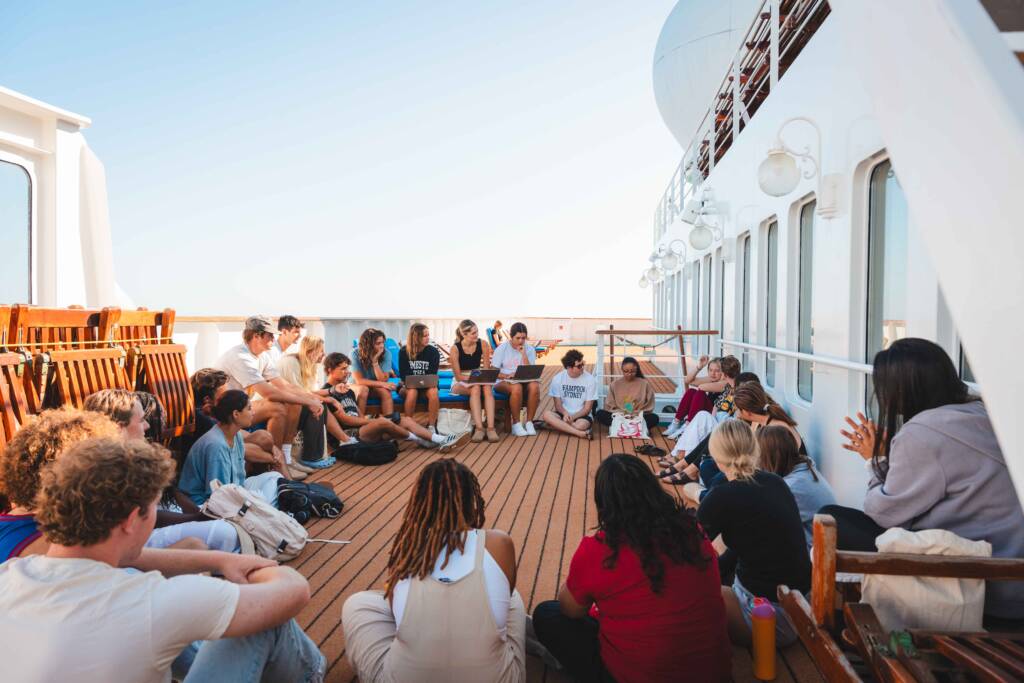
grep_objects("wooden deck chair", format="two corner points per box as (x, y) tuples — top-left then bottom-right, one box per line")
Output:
(102, 307), (176, 385)
(46, 347), (131, 409)
(9, 305), (113, 412)
(0, 305), (11, 349)
(781, 514), (1024, 682)
(129, 344), (195, 441)
(532, 338), (562, 359)
(0, 351), (31, 452)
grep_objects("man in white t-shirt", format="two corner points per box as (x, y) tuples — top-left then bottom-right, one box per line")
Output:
(0, 437), (324, 682)
(267, 314), (304, 366)
(215, 315), (325, 451)
(542, 348), (598, 439)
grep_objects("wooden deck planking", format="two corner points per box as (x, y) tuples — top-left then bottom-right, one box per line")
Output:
(295, 366), (821, 682)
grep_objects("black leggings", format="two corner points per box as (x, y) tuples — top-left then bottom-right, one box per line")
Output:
(818, 504), (887, 551)
(532, 601), (616, 682)
(593, 409), (659, 430)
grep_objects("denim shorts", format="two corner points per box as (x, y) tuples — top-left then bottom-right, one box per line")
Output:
(732, 576), (801, 647)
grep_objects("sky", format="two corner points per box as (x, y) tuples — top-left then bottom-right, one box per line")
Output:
(1, 1), (680, 318)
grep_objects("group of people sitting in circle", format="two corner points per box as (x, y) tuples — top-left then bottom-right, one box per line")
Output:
(1, 330), (1021, 682)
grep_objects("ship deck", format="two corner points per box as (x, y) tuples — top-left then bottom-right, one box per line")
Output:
(297, 363), (824, 682)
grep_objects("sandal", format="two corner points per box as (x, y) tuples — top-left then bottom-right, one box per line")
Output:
(658, 456), (678, 468)
(634, 444), (667, 457)
(657, 467), (679, 478)
(663, 472), (694, 486)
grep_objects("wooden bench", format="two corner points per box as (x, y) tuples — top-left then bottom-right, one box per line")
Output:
(779, 514), (1024, 682)
(128, 344), (195, 440)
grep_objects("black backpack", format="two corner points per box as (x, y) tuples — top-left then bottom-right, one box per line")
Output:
(334, 439), (399, 466)
(276, 479), (344, 520)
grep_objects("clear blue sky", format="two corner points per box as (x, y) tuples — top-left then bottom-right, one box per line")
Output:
(2, 1), (679, 318)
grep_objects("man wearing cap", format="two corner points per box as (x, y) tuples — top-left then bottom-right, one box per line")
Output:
(214, 316), (326, 459)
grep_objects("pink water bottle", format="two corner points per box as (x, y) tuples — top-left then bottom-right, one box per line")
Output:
(751, 598), (776, 680)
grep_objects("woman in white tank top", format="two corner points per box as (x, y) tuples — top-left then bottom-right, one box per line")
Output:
(342, 459), (526, 683)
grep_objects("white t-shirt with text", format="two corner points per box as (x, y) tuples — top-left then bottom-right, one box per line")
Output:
(549, 369), (598, 415)
(0, 555), (239, 683)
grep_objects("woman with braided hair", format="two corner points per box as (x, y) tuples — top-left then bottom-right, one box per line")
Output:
(533, 454), (730, 683)
(342, 459), (526, 682)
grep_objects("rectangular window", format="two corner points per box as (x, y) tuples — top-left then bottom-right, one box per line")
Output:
(717, 247), (725, 352)
(692, 261), (700, 333)
(701, 254), (712, 353)
(798, 201), (816, 401)
(765, 221), (779, 386)
(741, 234), (752, 369)
(0, 161), (31, 303)
(960, 345), (976, 383)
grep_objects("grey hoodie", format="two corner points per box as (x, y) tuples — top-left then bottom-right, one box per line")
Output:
(864, 400), (1024, 617)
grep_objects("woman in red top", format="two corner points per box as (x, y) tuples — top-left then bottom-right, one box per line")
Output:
(532, 454), (731, 682)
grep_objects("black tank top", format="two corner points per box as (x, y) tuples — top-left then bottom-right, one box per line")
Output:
(457, 339), (482, 371)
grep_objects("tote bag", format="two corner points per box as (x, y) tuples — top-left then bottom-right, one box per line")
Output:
(608, 413), (650, 440)
(437, 408), (472, 436)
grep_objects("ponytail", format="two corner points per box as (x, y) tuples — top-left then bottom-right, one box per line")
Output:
(733, 383), (797, 427)
(455, 319), (476, 344)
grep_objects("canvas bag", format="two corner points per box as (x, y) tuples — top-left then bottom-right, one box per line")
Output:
(437, 408), (472, 436)
(608, 412), (650, 439)
(200, 480), (308, 561)
(860, 527), (991, 631)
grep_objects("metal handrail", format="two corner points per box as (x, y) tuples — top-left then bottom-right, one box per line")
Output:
(719, 339), (874, 374)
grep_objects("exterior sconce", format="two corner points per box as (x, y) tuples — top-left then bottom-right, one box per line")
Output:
(757, 117), (842, 218)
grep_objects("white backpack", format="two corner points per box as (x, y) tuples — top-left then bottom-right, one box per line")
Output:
(200, 480), (308, 561)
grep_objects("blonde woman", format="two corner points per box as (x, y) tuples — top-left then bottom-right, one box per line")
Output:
(696, 420), (809, 648)
(449, 319), (498, 443)
(399, 323), (441, 431)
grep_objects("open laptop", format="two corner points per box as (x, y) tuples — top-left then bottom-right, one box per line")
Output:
(509, 364), (544, 382)
(465, 368), (499, 384)
(403, 374), (439, 389)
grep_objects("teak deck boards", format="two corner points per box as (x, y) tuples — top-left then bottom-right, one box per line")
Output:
(298, 366), (822, 682)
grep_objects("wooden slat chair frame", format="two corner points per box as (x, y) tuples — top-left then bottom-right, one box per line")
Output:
(129, 344), (195, 441)
(0, 352), (31, 453)
(9, 305), (113, 412)
(46, 347), (131, 410)
(101, 307), (176, 386)
(0, 304), (11, 349)
(780, 514), (1024, 683)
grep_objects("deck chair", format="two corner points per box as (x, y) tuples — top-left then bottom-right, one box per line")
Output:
(0, 304), (11, 349)
(103, 307), (177, 385)
(0, 351), (30, 452)
(9, 305), (112, 412)
(531, 338), (562, 359)
(779, 514), (1024, 682)
(46, 347), (131, 409)
(128, 344), (195, 441)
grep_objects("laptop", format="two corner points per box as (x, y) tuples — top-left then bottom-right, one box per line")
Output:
(510, 364), (544, 382)
(404, 374), (439, 389)
(465, 368), (499, 384)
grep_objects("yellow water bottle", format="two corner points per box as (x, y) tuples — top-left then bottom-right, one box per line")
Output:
(751, 597), (776, 680)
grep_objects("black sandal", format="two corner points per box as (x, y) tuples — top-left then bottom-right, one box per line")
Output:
(657, 456), (677, 468)
(635, 444), (666, 457)
(663, 472), (694, 486)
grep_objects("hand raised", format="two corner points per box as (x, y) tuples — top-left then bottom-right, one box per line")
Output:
(840, 411), (877, 461)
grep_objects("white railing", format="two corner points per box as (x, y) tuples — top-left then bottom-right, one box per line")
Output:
(654, 0), (831, 241)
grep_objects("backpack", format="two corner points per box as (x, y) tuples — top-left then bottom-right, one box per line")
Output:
(200, 480), (308, 561)
(334, 439), (399, 466)
(276, 479), (344, 519)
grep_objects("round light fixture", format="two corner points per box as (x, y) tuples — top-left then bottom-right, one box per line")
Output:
(638, 276), (649, 289)
(645, 265), (664, 284)
(660, 252), (679, 271)
(757, 148), (800, 197)
(689, 223), (714, 250)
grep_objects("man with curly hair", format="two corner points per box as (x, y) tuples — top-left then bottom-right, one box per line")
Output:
(0, 437), (325, 681)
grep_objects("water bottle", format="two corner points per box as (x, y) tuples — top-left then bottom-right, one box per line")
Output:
(751, 597), (776, 680)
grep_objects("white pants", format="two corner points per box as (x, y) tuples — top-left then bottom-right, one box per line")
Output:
(244, 471), (283, 506)
(671, 411), (730, 456)
(146, 520), (241, 552)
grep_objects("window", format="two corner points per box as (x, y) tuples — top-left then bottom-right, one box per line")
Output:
(692, 260), (700, 333)
(765, 220), (779, 386)
(960, 345), (976, 383)
(797, 201), (815, 401)
(716, 247), (725, 351)
(740, 234), (752, 368)
(0, 160), (31, 303)
(701, 254), (712, 353)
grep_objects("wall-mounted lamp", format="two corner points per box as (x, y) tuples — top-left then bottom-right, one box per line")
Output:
(757, 117), (842, 218)
(658, 239), (687, 271)
(645, 263), (664, 284)
(688, 189), (722, 250)
(638, 275), (650, 289)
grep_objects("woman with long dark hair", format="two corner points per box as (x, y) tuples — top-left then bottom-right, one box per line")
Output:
(342, 459), (525, 682)
(593, 356), (660, 431)
(757, 426), (834, 549)
(823, 338), (1024, 621)
(533, 454), (730, 683)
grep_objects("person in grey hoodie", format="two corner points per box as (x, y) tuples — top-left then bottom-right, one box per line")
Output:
(822, 338), (1024, 621)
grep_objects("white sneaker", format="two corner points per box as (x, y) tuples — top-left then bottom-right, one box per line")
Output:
(524, 421), (537, 436)
(438, 431), (471, 453)
(511, 423), (528, 437)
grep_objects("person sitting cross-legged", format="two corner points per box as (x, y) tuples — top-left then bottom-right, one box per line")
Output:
(593, 356), (660, 432)
(532, 454), (731, 683)
(178, 390), (285, 507)
(0, 436), (324, 682)
(322, 352), (467, 453)
(542, 349), (597, 439)
(342, 459), (526, 682)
